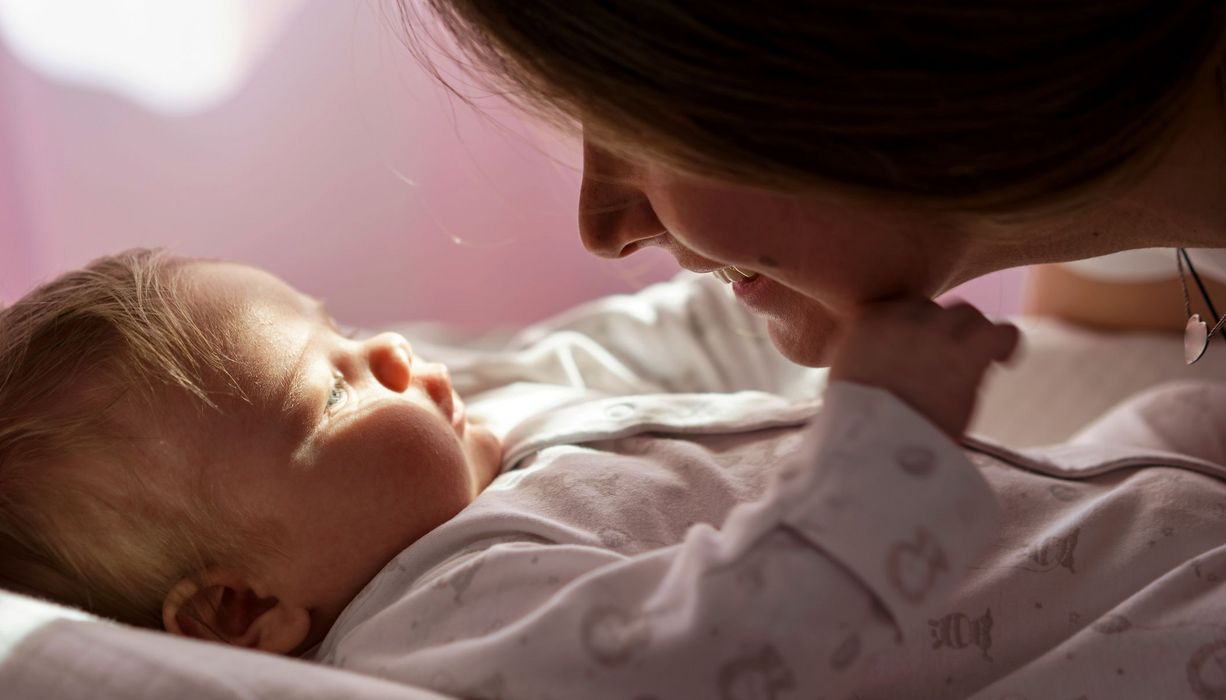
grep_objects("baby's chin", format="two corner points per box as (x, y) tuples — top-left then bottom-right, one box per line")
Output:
(465, 422), (504, 491)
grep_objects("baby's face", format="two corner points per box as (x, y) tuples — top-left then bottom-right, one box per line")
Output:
(174, 262), (501, 632)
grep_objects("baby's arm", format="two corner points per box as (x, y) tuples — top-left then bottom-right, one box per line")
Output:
(327, 384), (996, 698)
(324, 300), (1017, 698)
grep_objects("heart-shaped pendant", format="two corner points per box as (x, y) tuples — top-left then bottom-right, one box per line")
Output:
(1186, 314), (1209, 364)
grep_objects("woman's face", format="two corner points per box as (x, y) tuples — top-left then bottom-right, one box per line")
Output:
(579, 141), (976, 366)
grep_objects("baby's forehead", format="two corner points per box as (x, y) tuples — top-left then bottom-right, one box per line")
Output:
(185, 262), (314, 316)
(184, 263), (317, 341)
(180, 262), (319, 402)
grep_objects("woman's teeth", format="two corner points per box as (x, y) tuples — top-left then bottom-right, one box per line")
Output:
(713, 266), (760, 284)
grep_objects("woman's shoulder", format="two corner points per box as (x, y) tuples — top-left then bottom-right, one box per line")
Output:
(1062, 247), (1226, 283)
(1025, 248), (1226, 332)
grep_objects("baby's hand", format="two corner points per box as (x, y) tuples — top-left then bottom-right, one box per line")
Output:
(828, 298), (1019, 438)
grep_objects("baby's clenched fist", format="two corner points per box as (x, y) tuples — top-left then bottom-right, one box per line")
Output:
(828, 298), (1020, 438)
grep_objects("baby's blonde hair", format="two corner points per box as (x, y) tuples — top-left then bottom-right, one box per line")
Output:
(0, 249), (272, 629)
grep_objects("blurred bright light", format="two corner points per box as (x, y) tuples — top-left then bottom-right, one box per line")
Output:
(0, 0), (305, 113)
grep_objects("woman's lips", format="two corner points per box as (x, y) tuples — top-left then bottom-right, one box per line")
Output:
(730, 273), (774, 313)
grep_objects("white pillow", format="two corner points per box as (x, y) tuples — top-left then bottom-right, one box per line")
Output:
(0, 589), (449, 699)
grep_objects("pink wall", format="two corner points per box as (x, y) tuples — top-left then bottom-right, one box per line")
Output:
(0, 47), (38, 304)
(0, 1), (678, 329)
(939, 267), (1026, 318)
(0, 1), (1020, 328)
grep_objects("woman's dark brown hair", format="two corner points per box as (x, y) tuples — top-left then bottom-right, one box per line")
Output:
(403, 1), (1226, 213)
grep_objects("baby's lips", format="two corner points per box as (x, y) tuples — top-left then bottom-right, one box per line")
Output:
(415, 362), (455, 420)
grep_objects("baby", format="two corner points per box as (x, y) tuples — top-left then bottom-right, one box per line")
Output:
(0, 250), (504, 651)
(13, 247), (1149, 700)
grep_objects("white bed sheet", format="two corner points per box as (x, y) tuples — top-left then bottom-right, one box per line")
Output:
(3, 316), (1224, 699)
(973, 317), (1226, 446)
(0, 592), (448, 699)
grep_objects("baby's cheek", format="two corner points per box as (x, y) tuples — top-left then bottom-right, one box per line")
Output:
(343, 402), (474, 525)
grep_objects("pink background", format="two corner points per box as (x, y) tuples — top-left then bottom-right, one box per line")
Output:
(0, 1), (1024, 330)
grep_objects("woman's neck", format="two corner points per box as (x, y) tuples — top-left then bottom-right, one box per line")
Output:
(959, 72), (1226, 285)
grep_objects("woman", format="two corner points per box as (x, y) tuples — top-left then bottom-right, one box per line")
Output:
(408, 0), (1226, 366)
(384, 3), (1226, 699)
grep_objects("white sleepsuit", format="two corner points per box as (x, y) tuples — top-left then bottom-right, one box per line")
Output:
(311, 274), (1226, 699)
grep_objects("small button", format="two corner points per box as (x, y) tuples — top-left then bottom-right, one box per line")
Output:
(604, 402), (636, 419)
(895, 447), (936, 476)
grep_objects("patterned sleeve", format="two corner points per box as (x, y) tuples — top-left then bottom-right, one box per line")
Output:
(327, 382), (1000, 699)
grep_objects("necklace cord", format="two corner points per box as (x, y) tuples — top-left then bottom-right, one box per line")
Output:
(1178, 248), (1226, 345)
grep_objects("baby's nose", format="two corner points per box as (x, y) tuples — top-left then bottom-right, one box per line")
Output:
(366, 332), (412, 392)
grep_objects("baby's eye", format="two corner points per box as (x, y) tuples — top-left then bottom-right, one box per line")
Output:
(325, 372), (348, 413)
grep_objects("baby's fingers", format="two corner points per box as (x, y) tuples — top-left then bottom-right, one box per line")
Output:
(941, 301), (991, 338)
(967, 320), (1021, 363)
(937, 302), (1018, 358)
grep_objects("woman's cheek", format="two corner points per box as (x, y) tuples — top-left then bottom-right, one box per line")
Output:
(654, 181), (821, 278)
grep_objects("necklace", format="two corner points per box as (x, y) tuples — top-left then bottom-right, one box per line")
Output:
(1177, 247), (1226, 363)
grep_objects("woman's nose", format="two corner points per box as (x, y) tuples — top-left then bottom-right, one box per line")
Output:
(364, 332), (412, 393)
(578, 139), (666, 258)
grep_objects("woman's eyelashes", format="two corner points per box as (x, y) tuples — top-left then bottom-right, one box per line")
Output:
(325, 370), (349, 414)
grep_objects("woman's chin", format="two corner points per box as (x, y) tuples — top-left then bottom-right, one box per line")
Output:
(766, 311), (838, 368)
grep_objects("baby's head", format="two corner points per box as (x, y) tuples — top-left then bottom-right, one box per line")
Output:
(0, 250), (501, 655)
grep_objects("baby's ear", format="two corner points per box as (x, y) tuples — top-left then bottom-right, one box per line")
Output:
(161, 569), (310, 655)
